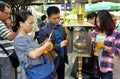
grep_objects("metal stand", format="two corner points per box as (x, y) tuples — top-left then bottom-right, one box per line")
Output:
(78, 57), (82, 79)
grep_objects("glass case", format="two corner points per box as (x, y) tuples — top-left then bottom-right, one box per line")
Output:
(66, 26), (92, 57)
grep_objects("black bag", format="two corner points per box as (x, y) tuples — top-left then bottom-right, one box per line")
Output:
(82, 46), (100, 78)
(9, 50), (20, 68)
(82, 55), (100, 77)
(0, 44), (19, 68)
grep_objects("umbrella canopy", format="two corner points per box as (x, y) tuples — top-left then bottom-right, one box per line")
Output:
(85, 2), (120, 11)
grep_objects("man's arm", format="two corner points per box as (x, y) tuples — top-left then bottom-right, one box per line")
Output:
(6, 31), (18, 40)
(0, 21), (18, 40)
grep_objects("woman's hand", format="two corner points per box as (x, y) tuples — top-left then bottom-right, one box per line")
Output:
(102, 45), (111, 53)
(44, 39), (51, 48)
(43, 38), (53, 54)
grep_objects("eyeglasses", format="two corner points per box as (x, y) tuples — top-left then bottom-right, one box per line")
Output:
(2, 11), (11, 15)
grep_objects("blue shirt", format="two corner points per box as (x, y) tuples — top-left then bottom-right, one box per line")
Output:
(54, 27), (65, 56)
(40, 22), (46, 28)
(14, 35), (44, 68)
(96, 35), (105, 65)
(14, 34), (55, 79)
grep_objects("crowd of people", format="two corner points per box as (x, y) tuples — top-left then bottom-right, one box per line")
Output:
(0, 1), (120, 79)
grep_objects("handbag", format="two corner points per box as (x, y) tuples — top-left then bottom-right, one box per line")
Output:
(43, 50), (60, 69)
(44, 50), (58, 64)
(82, 55), (100, 77)
(82, 45), (100, 78)
(24, 56), (55, 79)
(0, 44), (19, 68)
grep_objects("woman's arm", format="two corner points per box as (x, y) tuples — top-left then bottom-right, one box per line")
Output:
(28, 41), (51, 59)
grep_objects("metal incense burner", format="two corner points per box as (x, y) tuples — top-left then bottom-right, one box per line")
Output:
(64, 9), (94, 79)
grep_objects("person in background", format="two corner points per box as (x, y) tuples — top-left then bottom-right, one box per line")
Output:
(0, 1), (18, 79)
(92, 10), (120, 79)
(87, 12), (96, 25)
(40, 14), (47, 28)
(13, 10), (55, 79)
(33, 15), (47, 42)
(38, 6), (68, 79)
(87, 12), (97, 30)
(37, 18), (41, 28)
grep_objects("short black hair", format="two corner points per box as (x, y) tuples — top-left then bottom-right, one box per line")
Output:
(41, 15), (46, 21)
(87, 12), (96, 20)
(0, 1), (10, 12)
(47, 6), (60, 17)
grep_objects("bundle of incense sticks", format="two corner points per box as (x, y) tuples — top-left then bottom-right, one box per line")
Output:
(48, 29), (54, 40)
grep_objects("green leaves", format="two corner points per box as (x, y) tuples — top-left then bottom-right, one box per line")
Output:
(71, 8), (79, 14)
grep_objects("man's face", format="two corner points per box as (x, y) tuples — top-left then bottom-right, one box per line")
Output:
(48, 13), (60, 26)
(0, 6), (11, 21)
(87, 17), (96, 25)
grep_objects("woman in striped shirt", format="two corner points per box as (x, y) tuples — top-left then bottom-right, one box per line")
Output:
(92, 10), (120, 79)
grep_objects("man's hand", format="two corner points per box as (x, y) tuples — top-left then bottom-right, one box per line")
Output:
(60, 40), (67, 48)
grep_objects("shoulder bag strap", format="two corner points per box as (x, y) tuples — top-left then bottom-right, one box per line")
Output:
(0, 44), (9, 55)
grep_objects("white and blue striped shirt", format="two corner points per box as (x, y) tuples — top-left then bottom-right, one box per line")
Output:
(0, 20), (14, 57)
